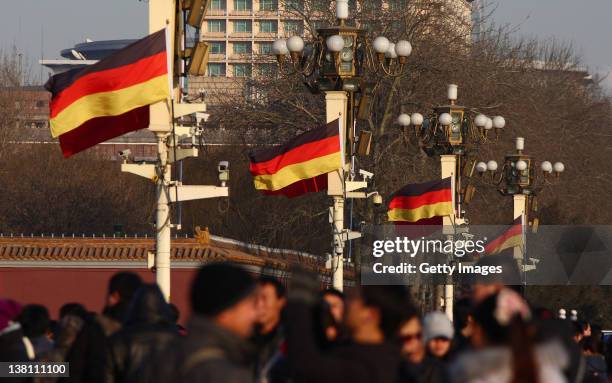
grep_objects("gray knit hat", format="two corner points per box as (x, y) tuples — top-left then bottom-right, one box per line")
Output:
(423, 311), (454, 342)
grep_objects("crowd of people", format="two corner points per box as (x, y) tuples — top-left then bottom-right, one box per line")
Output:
(1, 263), (611, 383)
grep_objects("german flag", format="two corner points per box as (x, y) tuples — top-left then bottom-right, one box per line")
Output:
(387, 178), (453, 222)
(485, 217), (524, 255)
(249, 120), (342, 198)
(45, 29), (170, 157)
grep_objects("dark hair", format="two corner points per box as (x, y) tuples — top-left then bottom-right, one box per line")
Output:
(313, 301), (339, 349)
(17, 304), (50, 338)
(322, 288), (345, 301)
(473, 293), (537, 383)
(108, 272), (143, 303)
(572, 321), (584, 337)
(258, 275), (286, 298)
(581, 336), (603, 354)
(168, 303), (180, 323)
(453, 298), (472, 333)
(191, 263), (256, 316)
(360, 285), (416, 339)
(59, 303), (88, 319)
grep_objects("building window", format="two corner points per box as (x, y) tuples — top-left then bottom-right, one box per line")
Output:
(258, 42), (273, 54)
(283, 20), (303, 35)
(209, 41), (226, 54)
(260, 0), (277, 11)
(259, 20), (278, 33)
(257, 64), (277, 77)
(208, 63), (226, 77)
(285, 0), (303, 11)
(207, 20), (225, 32)
(233, 64), (252, 77)
(389, 0), (407, 11)
(234, 0), (252, 11)
(209, 0), (226, 10)
(233, 20), (252, 33)
(233, 42), (252, 54)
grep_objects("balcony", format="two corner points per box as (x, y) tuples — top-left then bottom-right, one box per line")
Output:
(229, 9), (253, 16)
(229, 53), (252, 61)
(203, 31), (227, 38)
(255, 9), (279, 17)
(207, 9), (227, 16)
(229, 32), (253, 38)
(255, 32), (277, 39)
(208, 53), (227, 61)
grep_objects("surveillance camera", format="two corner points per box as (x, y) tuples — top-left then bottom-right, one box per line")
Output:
(118, 149), (132, 160)
(218, 161), (229, 172)
(218, 161), (229, 186)
(372, 193), (383, 206)
(359, 169), (374, 180)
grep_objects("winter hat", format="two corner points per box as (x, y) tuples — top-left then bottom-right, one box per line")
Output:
(423, 311), (454, 342)
(191, 263), (256, 316)
(0, 299), (22, 331)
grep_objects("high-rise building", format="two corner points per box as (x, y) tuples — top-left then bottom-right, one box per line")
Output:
(193, 0), (475, 106)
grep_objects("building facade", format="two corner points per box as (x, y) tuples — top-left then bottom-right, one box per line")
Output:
(194, 0), (475, 105)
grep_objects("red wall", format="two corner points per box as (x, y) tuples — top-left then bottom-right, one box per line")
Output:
(0, 268), (198, 325)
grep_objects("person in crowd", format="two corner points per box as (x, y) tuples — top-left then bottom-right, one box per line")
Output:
(450, 288), (568, 383)
(168, 303), (187, 335)
(423, 311), (454, 361)
(98, 271), (143, 336)
(452, 298), (473, 354)
(573, 321), (586, 343)
(42, 302), (107, 383)
(146, 262), (258, 383)
(581, 336), (608, 383)
(0, 299), (32, 363)
(285, 268), (413, 383)
(321, 288), (345, 324)
(252, 276), (287, 382)
(105, 284), (180, 383)
(17, 304), (54, 358)
(397, 312), (447, 383)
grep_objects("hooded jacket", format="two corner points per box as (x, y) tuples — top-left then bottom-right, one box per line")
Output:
(104, 285), (179, 383)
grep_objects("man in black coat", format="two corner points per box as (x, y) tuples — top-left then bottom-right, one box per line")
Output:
(105, 284), (179, 383)
(142, 262), (258, 383)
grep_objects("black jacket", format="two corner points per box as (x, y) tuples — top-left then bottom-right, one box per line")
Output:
(105, 285), (179, 383)
(143, 315), (254, 383)
(398, 354), (448, 383)
(286, 301), (402, 383)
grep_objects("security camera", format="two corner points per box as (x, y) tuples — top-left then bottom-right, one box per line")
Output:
(218, 161), (229, 186)
(359, 169), (374, 180)
(118, 149), (132, 162)
(372, 193), (383, 206)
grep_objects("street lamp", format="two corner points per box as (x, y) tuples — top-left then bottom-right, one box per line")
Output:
(271, 0), (412, 93)
(270, 0), (411, 291)
(475, 137), (565, 196)
(397, 84), (506, 157)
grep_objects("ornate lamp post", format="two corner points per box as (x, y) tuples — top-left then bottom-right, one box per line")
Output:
(473, 136), (564, 269)
(270, 0), (413, 290)
(397, 84), (507, 318)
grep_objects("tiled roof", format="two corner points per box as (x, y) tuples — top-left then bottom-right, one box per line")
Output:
(0, 236), (333, 273)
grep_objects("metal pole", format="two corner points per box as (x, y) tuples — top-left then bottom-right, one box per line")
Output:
(440, 155), (457, 318)
(156, 133), (172, 301)
(332, 196), (344, 290)
(325, 91), (349, 291)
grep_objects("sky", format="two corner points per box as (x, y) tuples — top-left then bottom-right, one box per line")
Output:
(0, 0), (610, 88)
